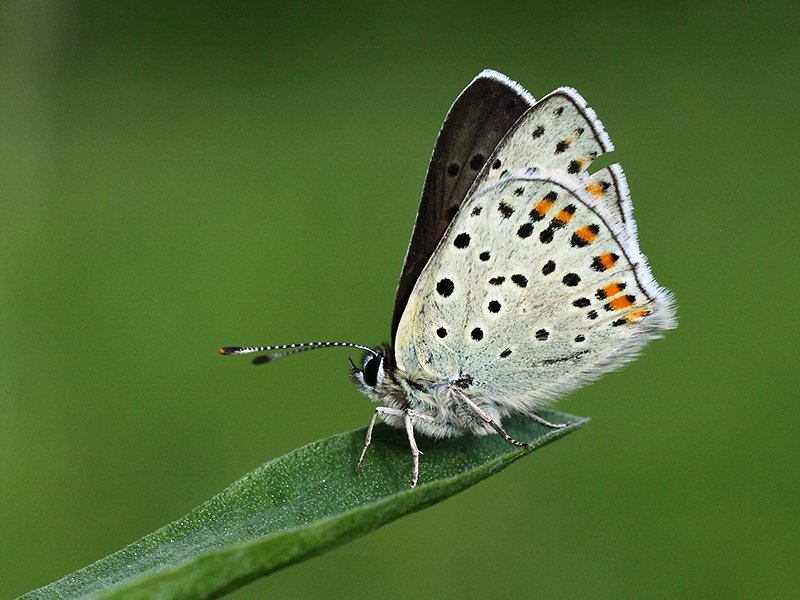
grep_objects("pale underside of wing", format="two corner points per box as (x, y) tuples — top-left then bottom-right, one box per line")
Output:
(394, 172), (675, 415)
(467, 88), (657, 294)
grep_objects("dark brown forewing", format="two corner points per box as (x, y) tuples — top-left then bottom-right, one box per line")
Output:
(390, 70), (535, 341)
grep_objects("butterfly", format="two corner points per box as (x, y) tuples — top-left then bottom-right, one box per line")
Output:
(221, 70), (676, 488)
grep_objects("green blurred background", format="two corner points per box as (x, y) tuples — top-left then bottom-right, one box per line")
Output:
(2, 1), (797, 598)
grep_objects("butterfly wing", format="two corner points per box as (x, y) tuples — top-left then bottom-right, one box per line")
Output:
(390, 70), (535, 342)
(469, 88), (644, 258)
(469, 87), (611, 187)
(394, 88), (675, 415)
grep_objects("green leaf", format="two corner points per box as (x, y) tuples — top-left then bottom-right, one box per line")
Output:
(21, 410), (587, 600)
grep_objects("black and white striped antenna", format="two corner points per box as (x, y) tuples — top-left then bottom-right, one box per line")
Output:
(219, 341), (377, 365)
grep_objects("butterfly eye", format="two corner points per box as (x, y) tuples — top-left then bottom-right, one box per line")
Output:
(363, 355), (382, 387)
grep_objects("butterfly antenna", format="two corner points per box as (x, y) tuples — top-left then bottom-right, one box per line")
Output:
(220, 341), (377, 365)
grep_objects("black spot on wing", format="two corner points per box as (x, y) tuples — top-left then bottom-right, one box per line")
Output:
(511, 274), (528, 288)
(436, 278), (454, 297)
(453, 233), (470, 248)
(517, 223), (533, 238)
(498, 201), (514, 218)
(469, 154), (485, 170)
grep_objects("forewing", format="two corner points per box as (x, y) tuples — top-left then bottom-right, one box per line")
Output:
(471, 87), (613, 191)
(391, 70), (535, 341)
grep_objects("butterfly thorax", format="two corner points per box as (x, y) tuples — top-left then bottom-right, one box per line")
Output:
(351, 346), (501, 439)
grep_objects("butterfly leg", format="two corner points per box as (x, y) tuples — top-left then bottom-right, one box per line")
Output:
(452, 389), (529, 449)
(356, 406), (427, 488)
(356, 406), (404, 475)
(524, 412), (569, 429)
(404, 409), (423, 488)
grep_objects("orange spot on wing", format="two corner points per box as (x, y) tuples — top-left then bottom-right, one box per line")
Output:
(532, 198), (554, 218)
(555, 208), (574, 224)
(574, 225), (597, 244)
(601, 283), (625, 298)
(598, 253), (617, 269)
(627, 309), (650, 321)
(607, 295), (635, 311)
(586, 182), (605, 197)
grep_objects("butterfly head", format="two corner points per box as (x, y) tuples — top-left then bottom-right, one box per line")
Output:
(349, 344), (400, 402)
